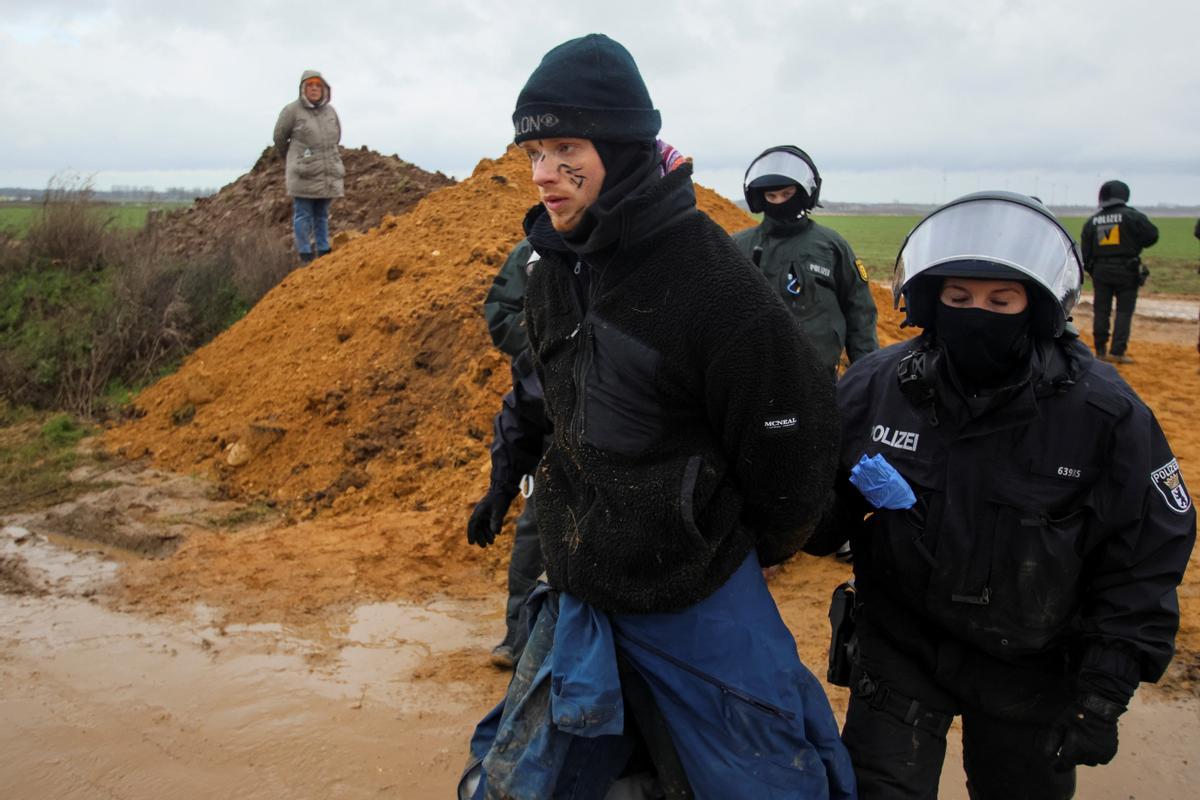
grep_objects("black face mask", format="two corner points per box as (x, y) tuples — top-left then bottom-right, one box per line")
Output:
(934, 304), (1033, 390)
(761, 186), (810, 223)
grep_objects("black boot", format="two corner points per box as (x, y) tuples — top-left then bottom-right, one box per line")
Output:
(299, 251), (315, 264)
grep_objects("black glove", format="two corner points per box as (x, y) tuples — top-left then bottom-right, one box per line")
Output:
(1138, 265), (1150, 287)
(466, 486), (517, 548)
(1038, 693), (1124, 771)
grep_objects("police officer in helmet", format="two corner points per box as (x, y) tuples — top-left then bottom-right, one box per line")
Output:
(732, 146), (878, 381)
(1081, 179), (1159, 364)
(806, 192), (1195, 798)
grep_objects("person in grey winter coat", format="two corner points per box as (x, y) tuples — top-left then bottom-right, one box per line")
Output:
(273, 70), (345, 262)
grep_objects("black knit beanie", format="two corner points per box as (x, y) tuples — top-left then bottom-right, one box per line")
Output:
(513, 34), (661, 144)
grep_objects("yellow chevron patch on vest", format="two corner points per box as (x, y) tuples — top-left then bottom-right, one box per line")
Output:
(855, 258), (869, 282)
(1099, 224), (1121, 246)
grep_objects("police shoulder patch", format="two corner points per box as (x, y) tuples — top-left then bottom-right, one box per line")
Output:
(855, 258), (869, 283)
(1151, 458), (1192, 515)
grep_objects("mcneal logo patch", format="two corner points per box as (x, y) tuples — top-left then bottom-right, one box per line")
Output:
(763, 415), (798, 434)
(1151, 458), (1192, 514)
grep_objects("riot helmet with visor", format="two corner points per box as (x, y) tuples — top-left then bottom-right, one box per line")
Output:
(743, 146), (822, 213)
(893, 191), (1083, 338)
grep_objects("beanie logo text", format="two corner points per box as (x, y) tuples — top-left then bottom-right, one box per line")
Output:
(514, 113), (560, 137)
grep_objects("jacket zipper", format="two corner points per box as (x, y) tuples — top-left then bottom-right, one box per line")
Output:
(562, 258), (590, 596)
(566, 259), (593, 450)
(571, 325), (594, 446)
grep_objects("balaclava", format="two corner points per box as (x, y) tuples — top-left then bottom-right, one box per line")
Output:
(559, 139), (659, 249)
(760, 185), (810, 224)
(934, 302), (1034, 391)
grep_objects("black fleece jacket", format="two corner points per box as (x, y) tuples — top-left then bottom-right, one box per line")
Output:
(519, 162), (837, 614)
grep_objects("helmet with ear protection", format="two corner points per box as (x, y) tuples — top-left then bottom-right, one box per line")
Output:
(893, 191), (1083, 338)
(743, 146), (822, 213)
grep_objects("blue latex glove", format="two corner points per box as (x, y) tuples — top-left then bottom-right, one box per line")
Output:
(849, 453), (916, 510)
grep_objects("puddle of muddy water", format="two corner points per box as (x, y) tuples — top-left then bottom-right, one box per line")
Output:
(2, 527), (120, 596)
(0, 582), (502, 798)
(332, 602), (489, 702)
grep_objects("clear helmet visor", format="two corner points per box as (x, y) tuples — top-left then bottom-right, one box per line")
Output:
(744, 150), (818, 196)
(893, 195), (1083, 321)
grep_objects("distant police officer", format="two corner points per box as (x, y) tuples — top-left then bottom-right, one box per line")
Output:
(1081, 180), (1159, 363)
(732, 146), (878, 379)
(807, 192), (1195, 799)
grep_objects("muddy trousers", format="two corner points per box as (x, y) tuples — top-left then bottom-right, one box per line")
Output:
(292, 197), (331, 255)
(1092, 279), (1139, 356)
(842, 612), (1076, 800)
(502, 493), (544, 657)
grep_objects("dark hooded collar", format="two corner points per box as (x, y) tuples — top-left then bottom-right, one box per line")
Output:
(523, 161), (697, 260)
(898, 331), (1084, 429)
(524, 203), (567, 256)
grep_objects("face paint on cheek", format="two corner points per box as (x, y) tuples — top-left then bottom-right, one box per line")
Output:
(558, 162), (585, 189)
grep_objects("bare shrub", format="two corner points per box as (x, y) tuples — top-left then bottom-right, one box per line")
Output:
(24, 175), (115, 271)
(105, 237), (192, 383)
(0, 231), (23, 273)
(2, 208), (298, 418)
(226, 226), (297, 304)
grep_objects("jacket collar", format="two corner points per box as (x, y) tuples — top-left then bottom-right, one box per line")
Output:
(898, 332), (1084, 433)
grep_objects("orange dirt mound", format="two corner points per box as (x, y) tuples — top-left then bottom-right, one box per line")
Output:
(146, 145), (455, 256)
(106, 147), (760, 559)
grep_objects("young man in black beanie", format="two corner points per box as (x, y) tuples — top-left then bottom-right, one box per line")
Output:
(462, 34), (854, 799)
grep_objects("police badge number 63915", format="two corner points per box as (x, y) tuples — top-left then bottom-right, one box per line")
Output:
(1152, 458), (1193, 514)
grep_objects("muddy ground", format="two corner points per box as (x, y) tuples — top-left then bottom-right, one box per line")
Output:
(2, 311), (1199, 798)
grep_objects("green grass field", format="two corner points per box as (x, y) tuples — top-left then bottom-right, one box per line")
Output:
(0, 202), (190, 238)
(817, 214), (1200, 295)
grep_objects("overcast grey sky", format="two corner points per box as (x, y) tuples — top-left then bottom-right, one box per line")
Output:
(3, 0), (1198, 206)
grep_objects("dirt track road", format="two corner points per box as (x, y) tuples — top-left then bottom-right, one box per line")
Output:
(0, 531), (505, 798)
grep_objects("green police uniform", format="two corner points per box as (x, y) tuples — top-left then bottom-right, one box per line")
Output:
(483, 238), (534, 358)
(733, 216), (878, 373)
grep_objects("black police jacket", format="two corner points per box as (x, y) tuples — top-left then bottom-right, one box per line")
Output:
(517, 162), (837, 614)
(1080, 203), (1159, 281)
(731, 216), (878, 371)
(813, 333), (1194, 690)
